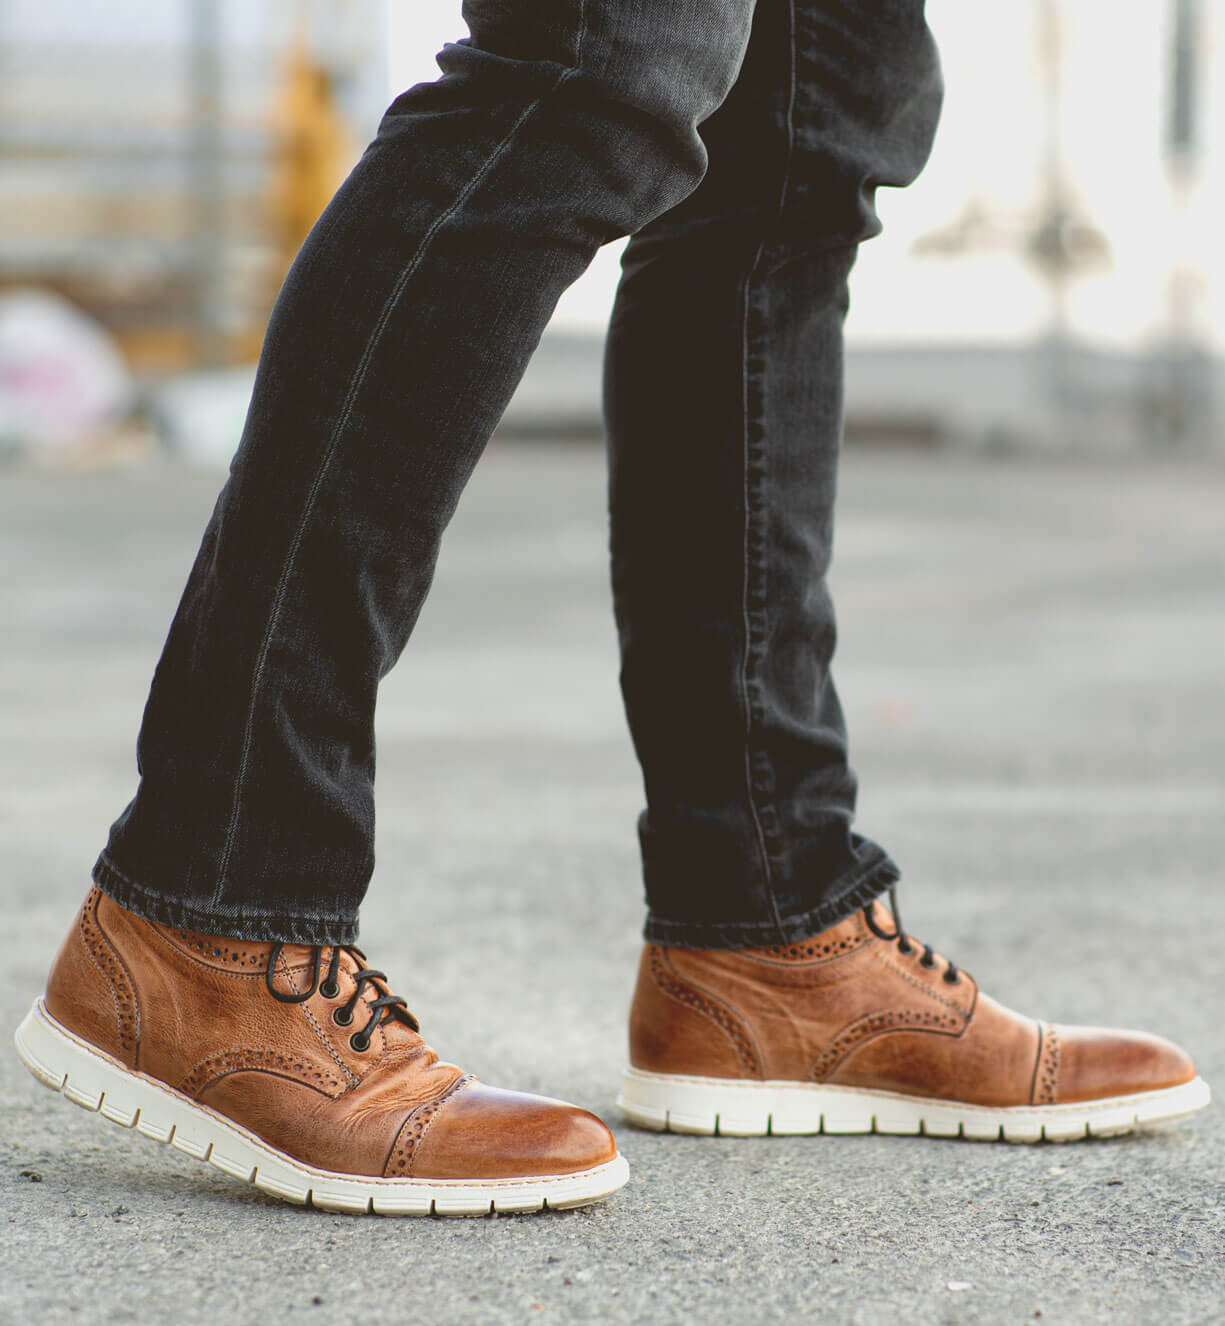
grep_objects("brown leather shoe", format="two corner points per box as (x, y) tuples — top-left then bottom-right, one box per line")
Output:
(15, 887), (627, 1214)
(619, 891), (1209, 1142)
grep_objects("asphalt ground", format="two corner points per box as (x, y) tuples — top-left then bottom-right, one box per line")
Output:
(1, 439), (1222, 1324)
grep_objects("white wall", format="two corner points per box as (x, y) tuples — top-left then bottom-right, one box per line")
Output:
(385, 3), (627, 333)
(387, 1), (1225, 352)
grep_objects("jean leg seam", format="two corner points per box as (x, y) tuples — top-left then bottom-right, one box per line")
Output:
(211, 59), (586, 903)
(737, 0), (798, 940)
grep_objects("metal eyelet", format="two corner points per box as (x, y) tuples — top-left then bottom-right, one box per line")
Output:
(349, 1033), (370, 1053)
(332, 1007), (353, 1027)
(319, 980), (340, 999)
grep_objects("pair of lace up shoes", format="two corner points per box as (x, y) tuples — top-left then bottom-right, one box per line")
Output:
(14, 887), (1208, 1215)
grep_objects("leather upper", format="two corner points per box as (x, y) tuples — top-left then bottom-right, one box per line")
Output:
(45, 888), (616, 1180)
(629, 900), (1197, 1107)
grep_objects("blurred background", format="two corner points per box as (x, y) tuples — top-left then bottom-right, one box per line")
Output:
(2, 6), (1223, 1317)
(1, 0), (1223, 462)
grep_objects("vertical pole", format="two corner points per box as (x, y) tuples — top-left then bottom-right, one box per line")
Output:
(1169, 0), (1198, 158)
(1163, 0), (1205, 445)
(1035, 0), (1072, 438)
(189, 0), (226, 368)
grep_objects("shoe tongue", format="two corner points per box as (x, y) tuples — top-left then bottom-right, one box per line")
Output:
(171, 931), (424, 1041)
(276, 943), (320, 968)
(265, 944), (325, 996)
(375, 1012), (423, 1049)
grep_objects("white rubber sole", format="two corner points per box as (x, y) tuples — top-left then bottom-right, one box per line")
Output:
(618, 1066), (1211, 1143)
(13, 1000), (629, 1215)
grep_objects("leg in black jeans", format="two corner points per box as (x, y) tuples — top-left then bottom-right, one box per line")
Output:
(605, 0), (943, 946)
(91, 0), (942, 948)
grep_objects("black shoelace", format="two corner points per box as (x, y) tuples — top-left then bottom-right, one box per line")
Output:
(264, 944), (420, 1052)
(863, 886), (961, 986)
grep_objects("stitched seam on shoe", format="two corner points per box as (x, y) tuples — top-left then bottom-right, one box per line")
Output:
(212, 55), (589, 903)
(161, 928), (278, 972)
(340, 998), (393, 1085)
(180, 1048), (347, 1099)
(387, 1073), (476, 1179)
(94, 892), (142, 1047)
(813, 1007), (965, 1081)
(1027, 1018), (1043, 1105)
(304, 996), (361, 1089)
(277, 951), (359, 1088)
(79, 903), (123, 1056)
(878, 953), (968, 1016)
(82, 888), (140, 1061)
(651, 949), (761, 1077)
(143, 922), (290, 978)
(1033, 1022), (1060, 1105)
(752, 926), (869, 965)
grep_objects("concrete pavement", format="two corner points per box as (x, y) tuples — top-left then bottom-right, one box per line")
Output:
(1, 440), (1222, 1324)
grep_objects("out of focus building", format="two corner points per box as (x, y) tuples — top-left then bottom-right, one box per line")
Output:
(0, 0), (387, 373)
(1, 0), (1222, 452)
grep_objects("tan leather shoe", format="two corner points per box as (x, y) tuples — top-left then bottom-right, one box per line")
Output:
(15, 887), (627, 1214)
(619, 891), (1209, 1142)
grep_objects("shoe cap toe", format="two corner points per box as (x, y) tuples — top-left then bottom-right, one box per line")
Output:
(408, 1081), (618, 1180)
(1052, 1024), (1197, 1104)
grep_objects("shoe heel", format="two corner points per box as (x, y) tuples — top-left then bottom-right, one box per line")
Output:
(15, 999), (137, 1120)
(618, 1067), (779, 1136)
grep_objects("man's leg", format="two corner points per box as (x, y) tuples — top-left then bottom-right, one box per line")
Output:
(606, 0), (943, 945)
(611, 0), (1208, 1140)
(88, 0), (759, 947)
(19, 0), (760, 1213)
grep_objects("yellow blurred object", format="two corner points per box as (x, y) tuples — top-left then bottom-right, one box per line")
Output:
(270, 32), (354, 270)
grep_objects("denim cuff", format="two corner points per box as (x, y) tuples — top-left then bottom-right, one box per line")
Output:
(91, 853), (359, 947)
(642, 853), (900, 951)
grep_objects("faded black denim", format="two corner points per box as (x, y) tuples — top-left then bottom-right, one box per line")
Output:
(92, 0), (944, 948)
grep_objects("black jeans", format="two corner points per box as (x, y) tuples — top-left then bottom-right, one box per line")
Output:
(92, 0), (943, 948)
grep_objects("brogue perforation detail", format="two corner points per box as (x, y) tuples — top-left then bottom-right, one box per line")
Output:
(758, 928), (865, 963)
(650, 949), (761, 1077)
(813, 1006), (964, 1081)
(1035, 1024), (1060, 1105)
(180, 1047), (348, 1099)
(173, 930), (268, 968)
(383, 1074), (475, 1177)
(81, 888), (139, 1060)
